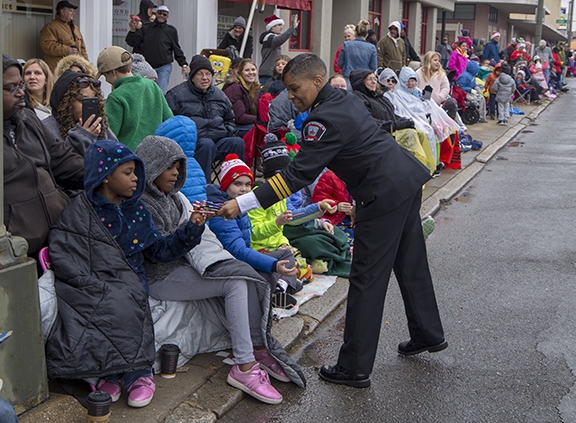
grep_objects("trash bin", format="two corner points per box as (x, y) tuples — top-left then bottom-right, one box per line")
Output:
(0, 258), (49, 414)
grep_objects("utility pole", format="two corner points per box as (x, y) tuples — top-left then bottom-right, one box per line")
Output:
(535, 0), (545, 44)
(568, 0), (574, 45)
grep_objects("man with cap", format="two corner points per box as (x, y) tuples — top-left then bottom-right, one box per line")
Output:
(436, 36), (452, 70)
(482, 31), (501, 63)
(377, 21), (406, 72)
(218, 16), (253, 59)
(165, 54), (245, 183)
(259, 14), (299, 84)
(536, 40), (553, 84)
(126, 5), (189, 94)
(97, 45), (173, 151)
(39, 1), (89, 71)
(2, 53), (84, 258)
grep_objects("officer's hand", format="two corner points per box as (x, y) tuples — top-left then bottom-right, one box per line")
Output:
(218, 200), (240, 219)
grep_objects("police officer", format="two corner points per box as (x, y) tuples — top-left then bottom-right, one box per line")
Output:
(218, 53), (447, 388)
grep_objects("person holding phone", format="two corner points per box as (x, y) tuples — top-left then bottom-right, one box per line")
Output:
(43, 69), (117, 156)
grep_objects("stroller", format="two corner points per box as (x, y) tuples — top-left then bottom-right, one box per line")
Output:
(447, 69), (481, 125)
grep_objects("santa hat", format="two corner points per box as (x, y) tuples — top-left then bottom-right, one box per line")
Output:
(491, 31), (500, 40)
(219, 154), (254, 192)
(265, 14), (284, 31)
(261, 133), (291, 178)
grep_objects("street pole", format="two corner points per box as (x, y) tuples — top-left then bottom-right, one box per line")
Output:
(568, 0), (574, 45)
(534, 0), (545, 45)
(240, 0), (259, 58)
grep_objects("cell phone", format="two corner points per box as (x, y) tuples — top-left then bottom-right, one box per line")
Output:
(82, 97), (99, 125)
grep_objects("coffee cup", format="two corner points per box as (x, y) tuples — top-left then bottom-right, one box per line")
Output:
(160, 344), (180, 379)
(86, 390), (112, 423)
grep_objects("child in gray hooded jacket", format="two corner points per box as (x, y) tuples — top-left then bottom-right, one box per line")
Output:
(492, 63), (516, 125)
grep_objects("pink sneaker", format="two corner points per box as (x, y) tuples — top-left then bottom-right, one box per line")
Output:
(127, 376), (155, 408)
(227, 363), (283, 405)
(90, 379), (122, 402)
(253, 349), (291, 382)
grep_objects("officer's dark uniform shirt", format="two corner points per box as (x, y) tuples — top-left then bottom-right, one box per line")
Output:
(252, 84), (431, 222)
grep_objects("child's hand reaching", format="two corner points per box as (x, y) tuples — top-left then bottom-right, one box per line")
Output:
(190, 200), (219, 225)
(319, 199), (337, 214)
(190, 209), (208, 226)
(337, 202), (354, 216)
(321, 220), (334, 234)
(275, 210), (293, 226)
(276, 259), (299, 277)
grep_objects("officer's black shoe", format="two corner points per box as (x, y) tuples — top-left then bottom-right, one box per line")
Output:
(398, 339), (448, 356)
(318, 364), (371, 388)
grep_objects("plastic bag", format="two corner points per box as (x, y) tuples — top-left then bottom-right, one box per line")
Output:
(38, 270), (58, 341)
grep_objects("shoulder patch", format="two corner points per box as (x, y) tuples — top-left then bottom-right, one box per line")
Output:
(303, 121), (327, 142)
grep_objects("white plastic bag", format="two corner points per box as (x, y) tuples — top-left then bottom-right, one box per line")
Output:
(38, 270), (58, 341)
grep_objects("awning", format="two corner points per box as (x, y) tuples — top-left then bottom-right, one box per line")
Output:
(227, 0), (312, 11)
(508, 19), (568, 42)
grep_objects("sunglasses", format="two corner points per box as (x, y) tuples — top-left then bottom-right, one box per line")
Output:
(387, 78), (397, 83)
(77, 78), (101, 89)
(3, 82), (26, 95)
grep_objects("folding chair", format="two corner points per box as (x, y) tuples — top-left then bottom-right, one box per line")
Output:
(513, 87), (530, 104)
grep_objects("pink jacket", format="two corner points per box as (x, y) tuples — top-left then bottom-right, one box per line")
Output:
(415, 69), (450, 105)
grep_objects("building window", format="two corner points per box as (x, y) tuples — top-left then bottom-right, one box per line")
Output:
(369, 0), (382, 39)
(402, 2), (410, 33)
(289, 9), (312, 51)
(420, 6), (428, 55)
(445, 4), (476, 20)
(488, 6), (498, 23)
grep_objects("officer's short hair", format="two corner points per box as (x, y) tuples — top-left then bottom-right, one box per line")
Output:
(282, 53), (326, 83)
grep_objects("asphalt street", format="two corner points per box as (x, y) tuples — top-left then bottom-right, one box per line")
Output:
(221, 88), (576, 422)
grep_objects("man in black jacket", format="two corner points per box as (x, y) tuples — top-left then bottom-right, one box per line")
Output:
(401, 24), (421, 68)
(218, 16), (253, 59)
(126, 5), (189, 94)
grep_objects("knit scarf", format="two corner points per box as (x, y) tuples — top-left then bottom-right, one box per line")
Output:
(456, 46), (469, 58)
(238, 74), (259, 115)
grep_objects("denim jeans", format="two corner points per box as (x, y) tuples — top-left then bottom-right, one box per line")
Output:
(0, 397), (18, 423)
(155, 63), (173, 95)
(195, 136), (245, 182)
(104, 368), (152, 390)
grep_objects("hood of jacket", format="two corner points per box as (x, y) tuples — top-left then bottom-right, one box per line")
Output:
(135, 135), (187, 197)
(84, 139), (146, 206)
(139, 0), (156, 18)
(350, 69), (377, 97)
(50, 69), (90, 118)
(387, 21), (402, 40)
(497, 72), (513, 85)
(378, 68), (398, 86)
(399, 66), (418, 87)
(465, 60), (480, 75)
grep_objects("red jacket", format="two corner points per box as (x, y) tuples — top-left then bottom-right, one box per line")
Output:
(311, 170), (352, 225)
(552, 51), (562, 74)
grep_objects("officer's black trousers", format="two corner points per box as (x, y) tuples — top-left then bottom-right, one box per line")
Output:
(338, 189), (445, 375)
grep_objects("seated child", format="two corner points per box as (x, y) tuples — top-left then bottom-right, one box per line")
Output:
(206, 154), (300, 298)
(45, 140), (207, 408)
(312, 169), (355, 247)
(136, 135), (304, 404)
(515, 70), (541, 104)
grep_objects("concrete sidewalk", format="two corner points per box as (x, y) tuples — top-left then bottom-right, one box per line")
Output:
(17, 93), (556, 423)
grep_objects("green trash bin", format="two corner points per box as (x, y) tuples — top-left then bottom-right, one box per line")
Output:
(0, 258), (49, 414)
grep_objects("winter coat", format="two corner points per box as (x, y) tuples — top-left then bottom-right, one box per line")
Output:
(155, 116), (207, 202)
(482, 39), (501, 63)
(3, 108), (84, 256)
(42, 115), (117, 157)
(45, 139), (204, 380)
(350, 69), (414, 133)
(535, 45), (553, 67)
(457, 60), (480, 93)
(484, 63), (502, 94)
(492, 72), (515, 103)
(259, 27), (297, 77)
(268, 90), (300, 135)
(377, 22), (406, 71)
(218, 30), (253, 59)
(311, 170), (352, 226)
(39, 18), (88, 70)
(510, 49), (530, 64)
(206, 184), (278, 273)
(333, 44), (343, 74)
(435, 42), (452, 60)
(337, 38), (378, 77)
(106, 74), (174, 151)
(448, 48), (468, 79)
(248, 200), (290, 251)
(126, 20), (187, 68)
(415, 68), (451, 104)
(223, 80), (261, 125)
(166, 81), (236, 141)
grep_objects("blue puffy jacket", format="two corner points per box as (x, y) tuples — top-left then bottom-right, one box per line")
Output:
(206, 184), (277, 273)
(457, 60), (480, 92)
(155, 115), (206, 203)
